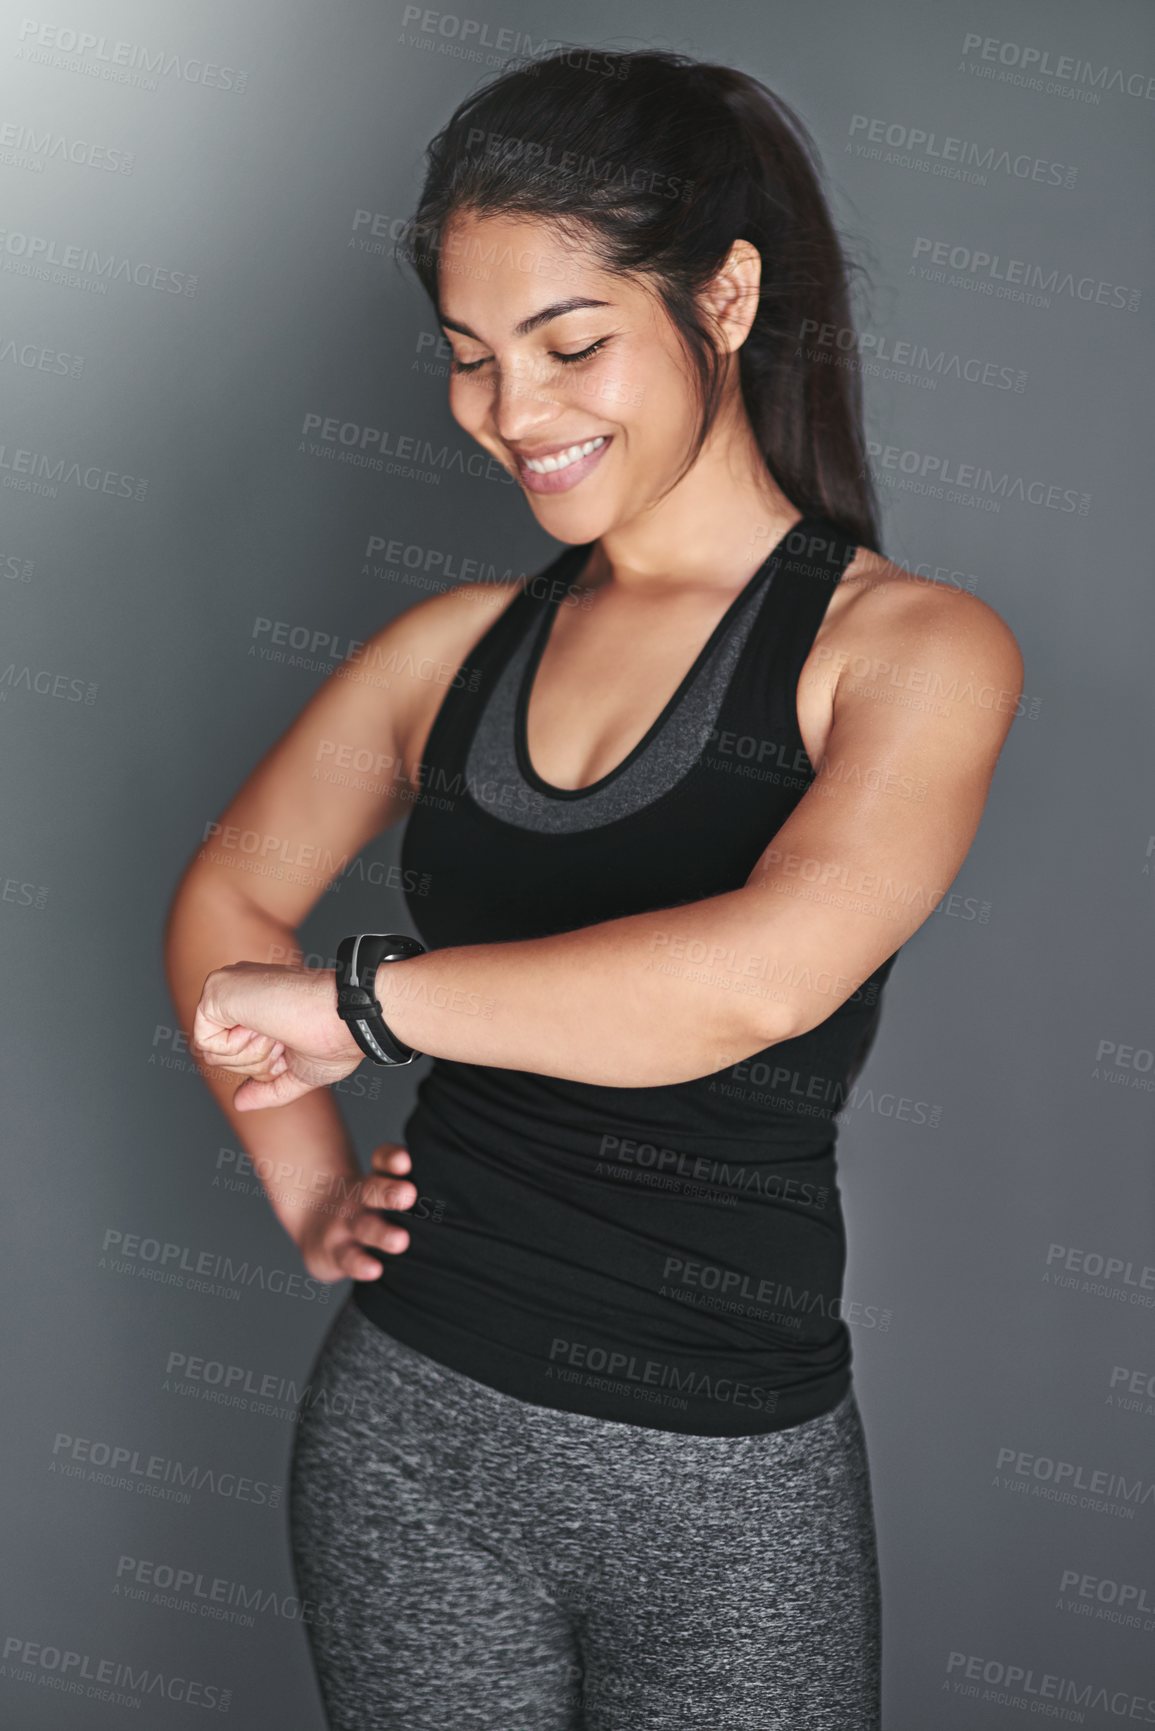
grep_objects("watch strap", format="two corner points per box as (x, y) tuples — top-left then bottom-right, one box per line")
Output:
(335, 933), (426, 1066)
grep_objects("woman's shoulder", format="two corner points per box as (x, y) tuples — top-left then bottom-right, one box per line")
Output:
(362, 577), (527, 684)
(832, 543), (1024, 691)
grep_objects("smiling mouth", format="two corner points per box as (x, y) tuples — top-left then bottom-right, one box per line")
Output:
(513, 434), (612, 496)
(521, 436), (607, 474)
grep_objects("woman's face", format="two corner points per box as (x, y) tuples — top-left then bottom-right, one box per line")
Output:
(436, 210), (708, 543)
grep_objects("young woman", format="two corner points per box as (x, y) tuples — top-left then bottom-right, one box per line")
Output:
(170, 48), (1023, 1730)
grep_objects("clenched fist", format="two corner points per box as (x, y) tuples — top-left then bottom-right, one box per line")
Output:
(191, 961), (363, 1110)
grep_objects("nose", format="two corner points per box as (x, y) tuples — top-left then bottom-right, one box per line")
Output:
(491, 350), (563, 448)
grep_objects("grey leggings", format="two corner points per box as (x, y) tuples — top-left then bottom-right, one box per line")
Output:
(288, 1295), (882, 1730)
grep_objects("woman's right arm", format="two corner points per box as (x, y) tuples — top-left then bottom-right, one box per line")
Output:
(163, 579), (521, 1279)
(165, 880), (410, 1279)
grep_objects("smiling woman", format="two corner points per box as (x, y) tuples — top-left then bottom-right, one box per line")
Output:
(172, 43), (1022, 1731)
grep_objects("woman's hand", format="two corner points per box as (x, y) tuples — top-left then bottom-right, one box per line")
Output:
(190, 961), (362, 1110)
(297, 1141), (417, 1282)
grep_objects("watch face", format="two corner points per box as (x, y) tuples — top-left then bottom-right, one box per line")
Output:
(380, 938), (423, 963)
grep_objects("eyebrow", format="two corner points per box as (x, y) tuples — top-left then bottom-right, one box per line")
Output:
(437, 296), (613, 341)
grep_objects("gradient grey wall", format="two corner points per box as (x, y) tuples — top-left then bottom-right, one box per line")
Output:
(3, 1), (1153, 1724)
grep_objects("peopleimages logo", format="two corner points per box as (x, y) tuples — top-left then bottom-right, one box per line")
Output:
(15, 20), (249, 94)
(910, 235), (1140, 312)
(0, 337), (85, 377)
(595, 1132), (827, 1206)
(958, 33), (1155, 103)
(0, 227), (197, 294)
(0, 120), (135, 173)
(0, 440), (148, 501)
(847, 114), (1077, 188)
(546, 1337), (778, 1414)
(944, 1650), (1155, 1719)
(50, 1429), (282, 1509)
(797, 317), (1026, 393)
(993, 1444), (1154, 1520)
(864, 437), (1090, 515)
(1058, 1567), (1155, 1629)
(99, 1227), (330, 1304)
(1044, 1242), (1155, 1297)
(298, 411), (514, 485)
(113, 1552), (334, 1627)
(2, 1634), (232, 1713)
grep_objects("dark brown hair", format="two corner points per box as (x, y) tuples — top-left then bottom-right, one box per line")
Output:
(400, 47), (881, 551)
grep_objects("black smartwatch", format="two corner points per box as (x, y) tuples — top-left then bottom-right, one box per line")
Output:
(334, 933), (426, 1066)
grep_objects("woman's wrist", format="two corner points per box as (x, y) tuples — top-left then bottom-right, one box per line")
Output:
(318, 965), (368, 1067)
(320, 955), (426, 1069)
(371, 954), (424, 1051)
(292, 1159), (362, 1247)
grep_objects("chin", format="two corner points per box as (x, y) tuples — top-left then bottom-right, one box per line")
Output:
(527, 493), (619, 544)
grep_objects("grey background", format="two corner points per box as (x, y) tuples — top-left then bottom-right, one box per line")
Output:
(3, 0), (1153, 1724)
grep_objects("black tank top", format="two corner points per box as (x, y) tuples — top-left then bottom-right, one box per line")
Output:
(352, 513), (905, 1435)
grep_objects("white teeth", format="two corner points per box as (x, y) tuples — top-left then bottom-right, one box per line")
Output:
(524, 436), (606, 474)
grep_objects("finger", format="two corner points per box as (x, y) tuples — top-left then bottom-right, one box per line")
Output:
(351, 1210), (411, 1256)
(232, 1030), (285, 1062)
(202, 1045), (288, 1084)
(192, 1024), (276, 1067)
(233, 1069), (317, 1112)
(190, 1003), (236, 1050)
(222, 1034), (284, 1074)
(190, 1025), (247, 1063)
(216, 1023), (267, 1055)
(370, 1142), (411, 1175)
(335, 1239), (390, 1279)
(360, 1175), (418, 1212)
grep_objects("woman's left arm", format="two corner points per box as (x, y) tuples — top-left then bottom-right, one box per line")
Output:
(373, 580), (1024, 1080)
(196, 581), (1023, 1103)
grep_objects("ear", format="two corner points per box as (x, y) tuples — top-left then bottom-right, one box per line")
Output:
(698, 239), (762, 354)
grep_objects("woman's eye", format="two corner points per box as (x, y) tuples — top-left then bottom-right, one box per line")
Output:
(449, 338), (609, 376)
(553, 339), (608, 365)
